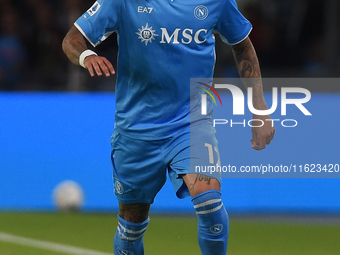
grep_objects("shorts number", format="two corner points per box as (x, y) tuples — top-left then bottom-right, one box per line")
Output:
(204, 143), (221, 167)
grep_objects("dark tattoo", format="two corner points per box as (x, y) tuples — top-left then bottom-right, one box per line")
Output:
(189, 174), (212, 191)
(62, 26), (88, 65)
(231, 37), (266, 107)
(231, 37), (260, 79)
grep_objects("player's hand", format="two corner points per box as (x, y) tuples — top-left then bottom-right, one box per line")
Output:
(250, 114), (275, 150)
(84, 55), (115, 77)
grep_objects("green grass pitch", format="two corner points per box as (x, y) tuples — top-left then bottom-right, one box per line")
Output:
(0, 212), (339, 255)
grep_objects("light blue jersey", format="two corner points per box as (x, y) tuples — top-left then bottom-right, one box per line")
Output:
(75, 0), (252, 140)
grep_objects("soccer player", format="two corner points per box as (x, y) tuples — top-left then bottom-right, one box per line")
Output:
(62, 0), (275, 254)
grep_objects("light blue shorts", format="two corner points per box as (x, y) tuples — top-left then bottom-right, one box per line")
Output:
(111, 122), (221, 204)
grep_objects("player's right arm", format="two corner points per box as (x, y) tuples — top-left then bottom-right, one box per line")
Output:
(62, 26), (115, 77)
(216, 0), (275, 150)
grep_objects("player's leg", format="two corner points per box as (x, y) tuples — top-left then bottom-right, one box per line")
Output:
(167, 124), (229, 255)
(182, 173), (221, 197)
(111, 130), (168, 255)
(118, 203), (150, 223)
(182, 174), (229, 255)
(114, 203), (150, 255)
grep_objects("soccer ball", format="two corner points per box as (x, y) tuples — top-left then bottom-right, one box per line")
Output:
(53, 180), (84, 211)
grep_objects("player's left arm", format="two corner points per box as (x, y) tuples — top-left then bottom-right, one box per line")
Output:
(231, 36), (275, 150)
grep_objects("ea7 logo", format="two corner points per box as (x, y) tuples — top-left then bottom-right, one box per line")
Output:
(137, 6), (153, 13)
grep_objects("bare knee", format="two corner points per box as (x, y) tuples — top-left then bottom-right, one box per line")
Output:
(183, 173), (220, 197)
(119, 203), (150, 223)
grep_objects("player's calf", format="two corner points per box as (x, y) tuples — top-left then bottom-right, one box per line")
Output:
(114, 203), (150, 255)
(192, 190), (229, 255)
(114, 215), (149, 255)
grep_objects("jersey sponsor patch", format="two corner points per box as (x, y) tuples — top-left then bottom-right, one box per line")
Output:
(87, 1), (101, 16)
(136, 23), (158, 45)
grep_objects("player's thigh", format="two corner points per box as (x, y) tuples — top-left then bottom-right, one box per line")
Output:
(119, 202), (150, 223)
(182, 173), (220, 197)
(168, 122), (222, 197)
(111, 130), (167, 204)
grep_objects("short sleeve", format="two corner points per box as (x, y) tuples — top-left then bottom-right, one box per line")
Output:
(216, 0), (252, 45)
(74, 0), (121, 47)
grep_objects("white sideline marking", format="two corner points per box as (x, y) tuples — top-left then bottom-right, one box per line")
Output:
(0, 231), (112, 255)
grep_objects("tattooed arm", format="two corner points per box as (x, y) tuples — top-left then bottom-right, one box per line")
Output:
(231, 37), (265, 107)
(231, 37), (275, 150)
(62, 26), (115, 77)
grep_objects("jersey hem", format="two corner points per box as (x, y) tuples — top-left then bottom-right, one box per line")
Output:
(114, 126), (189, 141)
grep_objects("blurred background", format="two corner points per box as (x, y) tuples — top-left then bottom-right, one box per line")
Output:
(0, 0), (340, 219)
(0, 0), (340, 254)
(0, 0), (340, 91)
